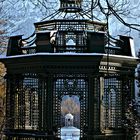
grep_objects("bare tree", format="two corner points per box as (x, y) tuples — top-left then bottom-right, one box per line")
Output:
(0, 63), (6, 140)
(20, 0), (140, 31)
(61, 97), (80, 116)
(0, 1), (8, 55)
(1, 0), (139, 39)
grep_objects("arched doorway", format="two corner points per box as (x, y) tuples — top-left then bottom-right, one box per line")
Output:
(53, 74), (88, 139)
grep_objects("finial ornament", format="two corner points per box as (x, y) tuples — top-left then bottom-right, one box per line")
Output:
(59, 0), (83, 12)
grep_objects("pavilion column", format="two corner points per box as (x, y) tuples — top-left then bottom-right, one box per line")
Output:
(5, 74), (15, 129)
(46, 74), (54, 134)
(88, 75), (100, 139)
(100, 76), (104, 131)
(38, 76), (46, 130)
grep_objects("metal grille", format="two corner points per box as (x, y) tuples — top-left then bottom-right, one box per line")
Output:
(93, 77), (100, 131)
(57, 21), (86, 31)
(56, 31), (87, 53)
(103, 75), (122, 129)
(5, 73), (135, 140)
(53, 77), (61, 137)
(53, 74), (88, 138)
(6, 74), (39, 130)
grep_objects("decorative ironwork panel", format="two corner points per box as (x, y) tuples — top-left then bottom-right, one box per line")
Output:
(103, 75), (122, 129)
(53, 74), (88, 138)
(57, 21), (86, 31)
(53, 77), (61, 137)
(87, 76), (100, 135)
(56, 31), (87, 53)
(79, 77), (88, 137)
(93, 77), (100, 131)
(6, 74), (39, 130)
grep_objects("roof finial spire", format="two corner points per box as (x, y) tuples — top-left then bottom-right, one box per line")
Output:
(59, 0), (83, 13)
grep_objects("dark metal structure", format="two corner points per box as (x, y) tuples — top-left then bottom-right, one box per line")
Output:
(0, 0), (138, 139)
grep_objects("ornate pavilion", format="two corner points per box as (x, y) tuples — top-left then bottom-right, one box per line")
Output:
(0, 0), (138, 139)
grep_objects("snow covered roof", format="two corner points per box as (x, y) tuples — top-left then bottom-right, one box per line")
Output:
(0, 52), (138, 60)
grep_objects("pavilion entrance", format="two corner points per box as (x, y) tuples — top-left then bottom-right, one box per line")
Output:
(53, 74), (89, 139)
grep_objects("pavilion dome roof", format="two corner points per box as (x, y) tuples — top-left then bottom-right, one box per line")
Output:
(65, 113), (74, 119)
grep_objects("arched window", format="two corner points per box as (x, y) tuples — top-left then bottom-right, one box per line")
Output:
(66, 39), (76, 46)
(103, 77), (122, 129)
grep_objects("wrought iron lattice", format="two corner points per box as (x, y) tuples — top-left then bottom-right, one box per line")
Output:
(56, 29), (87, 53)
(53, 74), (88, 138)
(93, 76), (100, 131)
(5, 74), (39, 130)
(6, 73), (89, 139)
(15, 74), (39, 130)
(103, 75), (122, 129)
